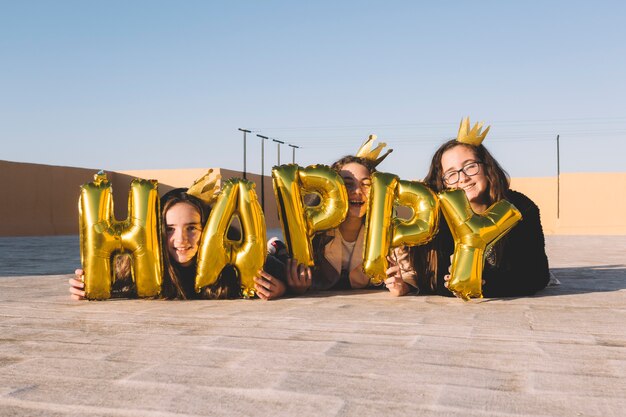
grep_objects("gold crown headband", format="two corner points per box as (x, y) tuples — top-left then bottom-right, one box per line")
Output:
(356, 134), (393, 167)
(456, 117), (490, 146)
(186, 168), (222, 205)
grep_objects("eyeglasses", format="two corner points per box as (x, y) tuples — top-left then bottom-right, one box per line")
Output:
(442, 161), (482, 185)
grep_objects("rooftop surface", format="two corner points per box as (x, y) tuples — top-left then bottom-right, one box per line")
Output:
(1, 236), (625, 417)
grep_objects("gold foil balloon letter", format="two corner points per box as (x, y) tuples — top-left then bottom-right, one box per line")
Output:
(272, 164), (348, 266)
(362, 172), (397, 284)
(392, 180), (440, 248)
(195, 178), (266, 298)
(363, 173), (439, 284)
(78, 172), (162, 300)
(439, 189), (522, 300)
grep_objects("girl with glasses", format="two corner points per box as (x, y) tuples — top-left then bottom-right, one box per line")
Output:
(386, 121), (550, 297)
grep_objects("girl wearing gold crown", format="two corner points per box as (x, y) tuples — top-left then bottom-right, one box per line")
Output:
(286, 137), (416, 295)
(387, 118), (550, 297)
(70, 186), (287, 300)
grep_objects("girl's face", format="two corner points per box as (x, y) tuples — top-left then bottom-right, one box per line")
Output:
(339, 162), (372, 219)
(165, 202), (203, 267)
(441, 145), (489, 209)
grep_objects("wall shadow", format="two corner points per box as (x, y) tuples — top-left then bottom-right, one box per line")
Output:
(536, 265), (626, 295)
(477, 265), (626, 302)
(287, 265), (626, 301)
(0, 161), (181, 237)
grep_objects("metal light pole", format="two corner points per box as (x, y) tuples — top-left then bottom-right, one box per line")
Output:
(556, 134), (560, 219)
(257, 134), (269, 212)
(288, 144), (299, 163)
(272, 139), (284, 165)
(238, 128), (251, 179)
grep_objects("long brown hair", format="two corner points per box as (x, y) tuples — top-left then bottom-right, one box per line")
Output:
(159, 188), (206, 299)
(419, 140), (511, 293)
(330, 155), (377, 174)
(423, 140), (510, 200)
(160, 188), (240, 300)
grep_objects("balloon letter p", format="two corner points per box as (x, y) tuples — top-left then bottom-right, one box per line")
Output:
(272, 164), (348, 266)
(363, 172), (439, 284)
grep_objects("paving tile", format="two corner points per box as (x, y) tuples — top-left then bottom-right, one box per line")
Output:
(0, 236), (624, 416)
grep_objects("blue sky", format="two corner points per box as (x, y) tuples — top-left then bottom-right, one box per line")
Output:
(1, 1), (625, 180)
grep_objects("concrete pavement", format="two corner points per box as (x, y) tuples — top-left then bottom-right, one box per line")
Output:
(0, 236), (625, 416)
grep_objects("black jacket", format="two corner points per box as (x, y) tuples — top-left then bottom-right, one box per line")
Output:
(432, 190), (550, 297)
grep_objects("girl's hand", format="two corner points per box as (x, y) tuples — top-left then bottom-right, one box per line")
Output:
(384, 255), (410, 296)
(443, 274), (463, 299)
(254, 270), (286, 300)
(286, 258), (312, 295)
(69, 269), (86, 300)
(444, 274), (486, 293)
(384, 275), (410, 296)
(444, 254), (486, 289)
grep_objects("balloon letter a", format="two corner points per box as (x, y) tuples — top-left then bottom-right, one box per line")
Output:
(195, 178), (266, 298)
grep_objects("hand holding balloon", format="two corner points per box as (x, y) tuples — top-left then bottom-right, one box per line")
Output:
(384, 254), (410, 297)
(286, 258), (312, 294)
(253, 270), (286, 300)
(69, 269), (86, 300)
(443, 254), (486, 295)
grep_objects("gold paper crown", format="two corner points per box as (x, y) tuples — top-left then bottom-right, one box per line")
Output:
(187, 169), (222, 205)
(456, 117), (490, 146)
(355, 134), (393, 167)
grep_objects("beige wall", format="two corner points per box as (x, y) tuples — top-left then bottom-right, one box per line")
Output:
(512, 173), (626, 235)
(0, 160), (279, 236)
(119, 167), (280, 229)
(1, 159), (624, 236)
(0, 161), (115, 236)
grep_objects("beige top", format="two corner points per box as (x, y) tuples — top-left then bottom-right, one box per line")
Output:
(322, 228), (417, 289)
(337, 230), (358, 273)
(322, 227), (369, 289)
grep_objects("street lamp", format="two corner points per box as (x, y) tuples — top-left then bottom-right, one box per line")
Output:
(288, 144), (299, 163)
(272, 139), (284, 165)
(257, 134), (269, 212)
(238, 128), (251, 179)
(556, 134), (560, 219)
